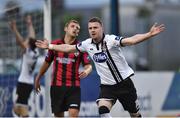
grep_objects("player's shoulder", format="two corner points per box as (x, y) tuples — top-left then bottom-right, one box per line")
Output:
(105, 34), (123, 41)
(105, 34), (116, 39)
(104, 34), (116, 42)
(81, 38), (92, 44)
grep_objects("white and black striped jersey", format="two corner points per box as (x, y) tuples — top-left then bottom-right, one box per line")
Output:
(76, 34), (134, 85)
(18, 48), (39, 84)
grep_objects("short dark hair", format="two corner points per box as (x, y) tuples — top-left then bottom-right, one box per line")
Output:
(88, 17), (102, 26)
(65, 20), (79, 27)
(29, 37), (36, 49)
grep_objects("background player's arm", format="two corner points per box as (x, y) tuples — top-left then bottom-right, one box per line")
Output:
(9, 20), (28, 49)
(121, 23), (165, 46)
(35, 61), (51, 94)
(26, 15), (35, 39)
(36, 39), (77, 53)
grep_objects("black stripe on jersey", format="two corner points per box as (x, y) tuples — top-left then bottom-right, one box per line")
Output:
(104, 42), (123, 82)
(106, 50), (123, 82)
(106, 58), (121, 82)
(106, 61), (119, 83)
(53, 52), (58, 85)
(62, 53), (68, 86)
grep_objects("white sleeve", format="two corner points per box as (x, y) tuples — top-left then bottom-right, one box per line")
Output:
(76, 41), (86, 52)
(112, 35), (124, 47)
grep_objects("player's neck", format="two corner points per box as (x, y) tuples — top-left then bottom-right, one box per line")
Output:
(93, 33), (105, 44)
(64, 35), (76, 44)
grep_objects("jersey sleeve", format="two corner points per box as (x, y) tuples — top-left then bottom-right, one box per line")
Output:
(45, 49), (54, 63)
(110, 35), (124, 47)
(81, 52), (91, 66)
(76, 41), (86, 52)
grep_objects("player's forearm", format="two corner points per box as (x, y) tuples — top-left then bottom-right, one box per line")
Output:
(27, 24), (35, 38)
(132, 32), (152, 44)
(13, 29), (27, 48)
(12, 28), (24, 41)
(49, 44), (76, 53)
(123, 32), (152, 46)
(84, 64), (92, 75)
(37, 61), (50, 79)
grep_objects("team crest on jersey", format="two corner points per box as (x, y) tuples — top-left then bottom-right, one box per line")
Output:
(93, 52), (107, 63)
(115, 36), (121, 41)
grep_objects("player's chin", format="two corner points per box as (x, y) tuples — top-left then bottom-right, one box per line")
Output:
(71, 35), (76, 38)
(91, 35), (96, 39)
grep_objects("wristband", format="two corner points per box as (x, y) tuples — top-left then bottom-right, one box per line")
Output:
(48, 44), (54, 50)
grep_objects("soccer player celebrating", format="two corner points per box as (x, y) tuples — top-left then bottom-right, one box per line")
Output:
(36, 17), (165, 117)
(34, 19), (92, 117)
(9, 15), (39, 117)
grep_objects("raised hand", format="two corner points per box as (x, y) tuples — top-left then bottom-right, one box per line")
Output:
(35, 39), (49, 49)
(149, 23), (165, 36)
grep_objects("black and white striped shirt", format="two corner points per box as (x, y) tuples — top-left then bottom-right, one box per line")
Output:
(76, 34), (134, 85)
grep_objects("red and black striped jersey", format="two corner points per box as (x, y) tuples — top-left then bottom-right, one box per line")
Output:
(45, 39), (90, 87)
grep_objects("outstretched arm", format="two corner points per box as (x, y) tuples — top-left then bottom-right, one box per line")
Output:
(121, 23), (165, 46)
(9, 20), (28, 49)
(35, 39), (77, 53)
(26, 15), (35, 39)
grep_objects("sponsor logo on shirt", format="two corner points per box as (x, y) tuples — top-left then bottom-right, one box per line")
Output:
(115, 36), (121, 41)
(93, 52), (107, 63)
(56, 57), (75, 64)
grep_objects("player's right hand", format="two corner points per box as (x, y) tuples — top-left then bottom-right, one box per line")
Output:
(34, 78), (41, 94)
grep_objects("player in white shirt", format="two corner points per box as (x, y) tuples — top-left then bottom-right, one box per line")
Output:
(9, 15), (39, 117)
(36, 17), (165, 117)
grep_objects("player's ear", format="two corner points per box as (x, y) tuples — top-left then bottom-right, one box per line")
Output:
(64, 26), (67, 32)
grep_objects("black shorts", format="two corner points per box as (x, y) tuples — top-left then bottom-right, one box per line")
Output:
(50, 86), (81, 114)
(97, 78), (140, 113)
(16, 82), (33, 105)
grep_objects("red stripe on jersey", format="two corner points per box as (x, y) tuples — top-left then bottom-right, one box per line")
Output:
(46, 39), (90, 87)
(65, 53), (74, 86)
(55, 52), (64, 86)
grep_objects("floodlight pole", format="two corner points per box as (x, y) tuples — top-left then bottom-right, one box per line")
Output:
(110, 0), (120, 35)
(44, 0), (52, 116)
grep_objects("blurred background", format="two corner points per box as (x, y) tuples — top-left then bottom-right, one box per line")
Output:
(0, 0), (180, 117)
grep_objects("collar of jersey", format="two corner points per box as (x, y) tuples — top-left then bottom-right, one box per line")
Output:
(91, 33), (105, 45)
(61, 37), (78, 45)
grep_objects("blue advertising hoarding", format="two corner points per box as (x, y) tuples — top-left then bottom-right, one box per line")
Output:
(0, 70), (100, 117)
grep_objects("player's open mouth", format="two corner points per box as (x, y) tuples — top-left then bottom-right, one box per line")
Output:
(72, 32), (76, 35)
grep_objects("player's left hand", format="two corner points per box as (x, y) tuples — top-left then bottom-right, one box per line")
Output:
(150, 23), (165, 36)
(79, 71), (88, 79)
